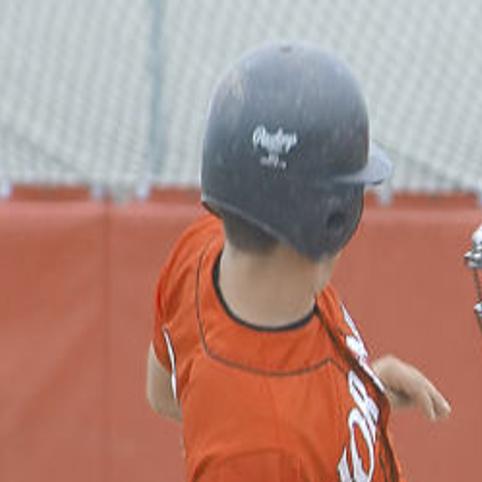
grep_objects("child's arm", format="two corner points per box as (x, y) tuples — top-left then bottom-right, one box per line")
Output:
(372, 355), (451, 421)
(146, 343), (182, 422)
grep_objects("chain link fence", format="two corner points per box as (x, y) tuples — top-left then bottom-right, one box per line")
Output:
(0, 0), (481, 200)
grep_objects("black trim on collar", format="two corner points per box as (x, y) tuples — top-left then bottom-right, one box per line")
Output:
(195, 238), (344, 377)
(212, 252), (315, 333)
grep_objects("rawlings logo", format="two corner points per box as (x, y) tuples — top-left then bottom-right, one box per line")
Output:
(252, 125), (298, 169)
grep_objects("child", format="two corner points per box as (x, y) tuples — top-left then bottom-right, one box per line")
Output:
(146, 43), (450, 482)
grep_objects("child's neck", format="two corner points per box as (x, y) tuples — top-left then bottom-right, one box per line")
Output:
(218, 244), (330, 329)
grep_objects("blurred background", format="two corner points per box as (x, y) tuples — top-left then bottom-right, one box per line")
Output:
(0, 1), (481, 481)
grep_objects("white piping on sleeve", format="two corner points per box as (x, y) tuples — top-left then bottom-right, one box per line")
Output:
(162, 328), (178, 401)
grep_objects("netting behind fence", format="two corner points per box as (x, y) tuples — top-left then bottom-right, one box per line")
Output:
(0, 0), (481, 197)
(0, 0), (150, 190)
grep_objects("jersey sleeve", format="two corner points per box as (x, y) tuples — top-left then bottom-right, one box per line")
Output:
(151, 214), (223, 377)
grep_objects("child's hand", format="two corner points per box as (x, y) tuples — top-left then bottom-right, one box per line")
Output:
(372, 355), (452, 421)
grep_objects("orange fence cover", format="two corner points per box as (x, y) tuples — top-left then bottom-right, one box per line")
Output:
(1, 192), (480, 482)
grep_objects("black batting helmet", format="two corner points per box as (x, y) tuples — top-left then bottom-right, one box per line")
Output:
(201, 42), (391, 260)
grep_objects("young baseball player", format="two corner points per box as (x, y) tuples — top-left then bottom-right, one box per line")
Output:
(146, 43), (451, 481)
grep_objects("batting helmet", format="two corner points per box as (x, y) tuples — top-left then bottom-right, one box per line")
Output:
(201, 42), (391, 260)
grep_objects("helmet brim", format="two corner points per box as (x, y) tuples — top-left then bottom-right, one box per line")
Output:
(333, 141), (393, 186)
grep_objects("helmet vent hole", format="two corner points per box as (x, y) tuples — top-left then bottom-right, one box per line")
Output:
(326, 211), (346, 232)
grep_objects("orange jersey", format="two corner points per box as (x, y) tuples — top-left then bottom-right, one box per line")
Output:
(153, 214), (406, 482)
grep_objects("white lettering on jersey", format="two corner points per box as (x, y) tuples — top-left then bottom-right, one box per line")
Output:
(342, 305), (368, 360)
(341, 305), (385, 393)
(338, 370), (380, 482)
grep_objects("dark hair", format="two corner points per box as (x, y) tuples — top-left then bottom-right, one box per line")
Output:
(216, 208), (278, 254)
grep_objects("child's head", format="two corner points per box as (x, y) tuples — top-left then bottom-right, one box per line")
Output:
(201, 42), (391, 263)
(217, 206), (341, 293)
(217, 207), (278, 255)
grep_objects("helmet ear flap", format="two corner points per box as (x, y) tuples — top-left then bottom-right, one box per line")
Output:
(326, 211), (347, 233)
(318, 186), (364, 256)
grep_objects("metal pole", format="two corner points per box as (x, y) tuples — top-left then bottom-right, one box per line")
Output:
(137, 0), (164, 200)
